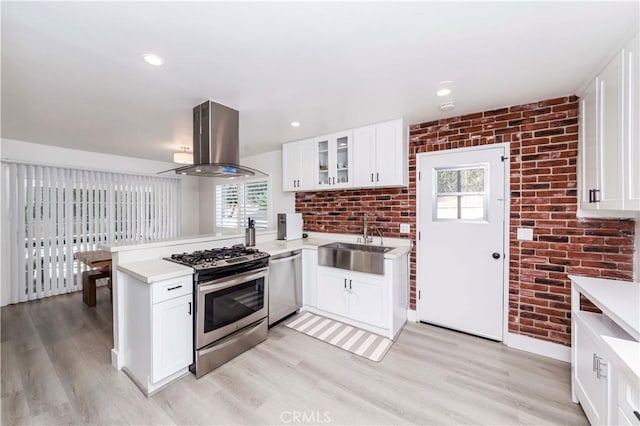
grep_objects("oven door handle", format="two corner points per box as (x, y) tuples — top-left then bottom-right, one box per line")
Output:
(198, 268), (269, 293)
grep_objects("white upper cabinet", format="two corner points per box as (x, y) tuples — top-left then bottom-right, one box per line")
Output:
(283, 118), (407, 192)
(579, 31), (639, 212)
(373, 119), (407, 187)
(353, 119), (407, 188)
(580, 79), (599, 211)
(315, 130), (353, 189)
(598, 50), (624, 209)
(282, 138), (315, 191)
(624, 33), (640, 210)
(353, 125), (377, 187)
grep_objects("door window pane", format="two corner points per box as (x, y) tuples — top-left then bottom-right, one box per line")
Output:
(434, 166), (487, 221)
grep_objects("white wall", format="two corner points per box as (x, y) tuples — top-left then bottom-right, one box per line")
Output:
(198, 149), (295, 233)
(1, 138), (200, 236)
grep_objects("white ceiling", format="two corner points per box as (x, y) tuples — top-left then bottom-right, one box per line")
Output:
(2, 1), (638, 163)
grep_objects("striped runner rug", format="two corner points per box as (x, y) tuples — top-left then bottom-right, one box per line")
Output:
(284, 312), (394, 362)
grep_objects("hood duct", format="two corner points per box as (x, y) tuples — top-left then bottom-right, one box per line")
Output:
(173, 101), (266, 178)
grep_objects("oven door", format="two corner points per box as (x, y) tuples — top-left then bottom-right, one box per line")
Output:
(196, 267), (268, 349)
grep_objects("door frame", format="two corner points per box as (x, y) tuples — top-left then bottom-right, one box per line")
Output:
(415, 143), (511, 343)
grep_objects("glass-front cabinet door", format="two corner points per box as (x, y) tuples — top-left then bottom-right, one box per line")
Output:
(315, 131), (352, 188)
(316, 137), (331, 187)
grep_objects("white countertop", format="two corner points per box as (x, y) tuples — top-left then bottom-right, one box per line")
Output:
(117, 233), (412, 283)
(118, 259), (194, 283)
(601, 336), (640, 382)
(569, 275), (640, 341)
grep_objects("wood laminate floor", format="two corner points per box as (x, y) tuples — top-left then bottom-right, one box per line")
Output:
(1, 290), (588, 425)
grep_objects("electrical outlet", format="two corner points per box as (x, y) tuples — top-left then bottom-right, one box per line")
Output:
(517, 228), (534, 241)
(400, 223), (410, 234)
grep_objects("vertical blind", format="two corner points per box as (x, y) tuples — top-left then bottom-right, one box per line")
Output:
(1, 162), (181, 304)
(215, 180), (269, 229)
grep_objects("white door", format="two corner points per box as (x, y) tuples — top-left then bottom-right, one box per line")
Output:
(580, 78), (600, 210)
(417, 145), (506, 341)
(298, 138), (316, 190)
(316, 268), (349, 318)
(348, 278), (384, 328)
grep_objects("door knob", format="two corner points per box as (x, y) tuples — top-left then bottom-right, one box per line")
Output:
(492, 252), (501, 259)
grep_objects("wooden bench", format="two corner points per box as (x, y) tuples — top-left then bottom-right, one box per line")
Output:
(82, 269), (111, 307)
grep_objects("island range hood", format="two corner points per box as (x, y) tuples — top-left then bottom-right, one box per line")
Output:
(173, 101), (266, 178)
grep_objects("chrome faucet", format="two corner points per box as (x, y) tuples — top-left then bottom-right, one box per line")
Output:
(363, 212), (373, 244)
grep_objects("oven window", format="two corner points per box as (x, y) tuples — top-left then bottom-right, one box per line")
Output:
(203, 278), (265, 333)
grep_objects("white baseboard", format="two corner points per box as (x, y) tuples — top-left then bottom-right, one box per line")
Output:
(406, 309), (417, 322)
(506, 332), (570, 363)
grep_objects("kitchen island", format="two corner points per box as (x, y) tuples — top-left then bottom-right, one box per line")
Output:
(103, 231), (411, 394)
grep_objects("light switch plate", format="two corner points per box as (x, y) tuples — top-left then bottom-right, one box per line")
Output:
(517, 228), (534, 241)
(400, 223), (410, 234)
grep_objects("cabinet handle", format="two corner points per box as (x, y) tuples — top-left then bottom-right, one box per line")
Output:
(596, 359), (607, 379)
(376, 172), (379, 182)
(592, 353), (597, 371)
(349, 279), (352, 290)
(344, 278), (347, 289)
(167, 285), (182, 291)
(333, 177), (335, 185)
(188, 301), (192, 315)
(633, 411), (640, 422)
(371, 173), (374, 183)
(593, 189), (600, 203)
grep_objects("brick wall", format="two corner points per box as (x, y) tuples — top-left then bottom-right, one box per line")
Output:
(295, 95), (636, 346)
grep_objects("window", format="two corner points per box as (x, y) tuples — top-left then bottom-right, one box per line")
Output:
(216, 180), (269, 229)
(434, 166), (487, 221)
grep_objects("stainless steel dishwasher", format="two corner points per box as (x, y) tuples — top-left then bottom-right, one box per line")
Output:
(268, 250), (302, 326)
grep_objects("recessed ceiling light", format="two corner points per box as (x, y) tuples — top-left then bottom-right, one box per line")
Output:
(290, 121), (301, 127)
(143, 53), (164, 66)
(436, 80), (454, 97)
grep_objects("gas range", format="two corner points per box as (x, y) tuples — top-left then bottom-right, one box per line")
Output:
(164, 243), (271, 379)
(164, 244), (270, 272)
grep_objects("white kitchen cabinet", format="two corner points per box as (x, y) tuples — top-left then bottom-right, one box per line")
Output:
(579, 31), (639, 213)
(309, 253), (408, 340)
(598, 50), (624, 209)
(353, 119), (407, 188)
(120, 267), (194, 396)
(347, 276), (384, 328)
(315, 130), (353, 189)
(316, 267), (385, 329)
(570, 276), (639, 426)
(614, 366), (640, 426)
(282, 117), (407, 192)
(151, 293), (193, 383)
(316, 269), (350, 318)
(573, 312), (610, 425)
(580, 78), (600, 211)
(624, 33), (640, 210)
(282, 138), (315, 191)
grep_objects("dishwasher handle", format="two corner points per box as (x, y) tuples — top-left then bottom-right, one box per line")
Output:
(270, 251), (302, 265)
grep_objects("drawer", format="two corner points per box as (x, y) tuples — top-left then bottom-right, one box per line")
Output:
(618, 371), (640, 425)
(152, 277), (192, 304)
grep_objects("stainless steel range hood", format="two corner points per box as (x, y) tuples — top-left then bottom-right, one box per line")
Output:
(174, 101), (266, 178)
